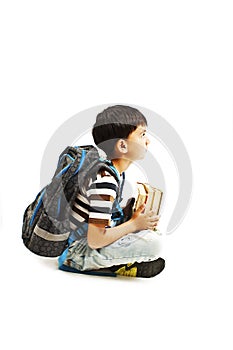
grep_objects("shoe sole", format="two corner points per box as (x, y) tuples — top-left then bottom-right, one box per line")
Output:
(111, 258), (165, 278)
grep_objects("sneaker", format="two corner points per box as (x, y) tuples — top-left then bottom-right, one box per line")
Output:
(109, 258), (165, 278)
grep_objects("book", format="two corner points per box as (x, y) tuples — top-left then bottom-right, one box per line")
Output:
(134, 182), (163, 215)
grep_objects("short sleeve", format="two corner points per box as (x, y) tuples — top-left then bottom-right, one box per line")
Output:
(86, 170), (118, 226)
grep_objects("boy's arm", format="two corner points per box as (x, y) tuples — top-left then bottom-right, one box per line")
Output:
(87, 204), (160, 249)
(87, 219), (136, 250)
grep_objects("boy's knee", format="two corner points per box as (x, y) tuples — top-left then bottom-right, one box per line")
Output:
(141, 230), (162, 256)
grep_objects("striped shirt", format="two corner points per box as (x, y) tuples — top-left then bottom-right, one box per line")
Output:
(69, 169), (122, 232)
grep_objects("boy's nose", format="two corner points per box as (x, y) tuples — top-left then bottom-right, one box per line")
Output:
(146, 137), (150, 146)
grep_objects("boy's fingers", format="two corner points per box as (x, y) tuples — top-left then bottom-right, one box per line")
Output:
(149, 215), (160, 221)
(139, 204), (145, 211)
(135, 204), (145, 214)
(148, 211), (161, 218)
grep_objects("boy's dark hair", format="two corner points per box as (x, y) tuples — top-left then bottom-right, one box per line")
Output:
(92, 105), (147, 158)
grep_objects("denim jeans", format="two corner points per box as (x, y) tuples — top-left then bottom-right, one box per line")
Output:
(63, 230), (163, 271)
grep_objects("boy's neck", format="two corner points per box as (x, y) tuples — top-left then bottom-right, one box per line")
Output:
(111, 158), (132, 175)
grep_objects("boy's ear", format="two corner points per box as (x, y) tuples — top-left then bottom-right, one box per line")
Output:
(116, 139), (128, 154)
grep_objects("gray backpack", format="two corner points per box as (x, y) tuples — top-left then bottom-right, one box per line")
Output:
(22, 145), (123, 257)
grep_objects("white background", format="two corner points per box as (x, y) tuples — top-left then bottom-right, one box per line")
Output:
(0, 1), (233, 349)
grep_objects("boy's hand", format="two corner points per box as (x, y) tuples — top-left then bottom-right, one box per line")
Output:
(131, 204), (160, 231)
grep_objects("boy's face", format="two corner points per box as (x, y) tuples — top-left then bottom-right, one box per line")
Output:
(125, 125), (150, 161)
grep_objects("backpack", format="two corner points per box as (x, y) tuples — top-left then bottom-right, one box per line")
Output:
(22, 145), (124, 258)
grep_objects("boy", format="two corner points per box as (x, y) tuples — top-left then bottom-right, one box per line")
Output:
(59, 105), (165, 278)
